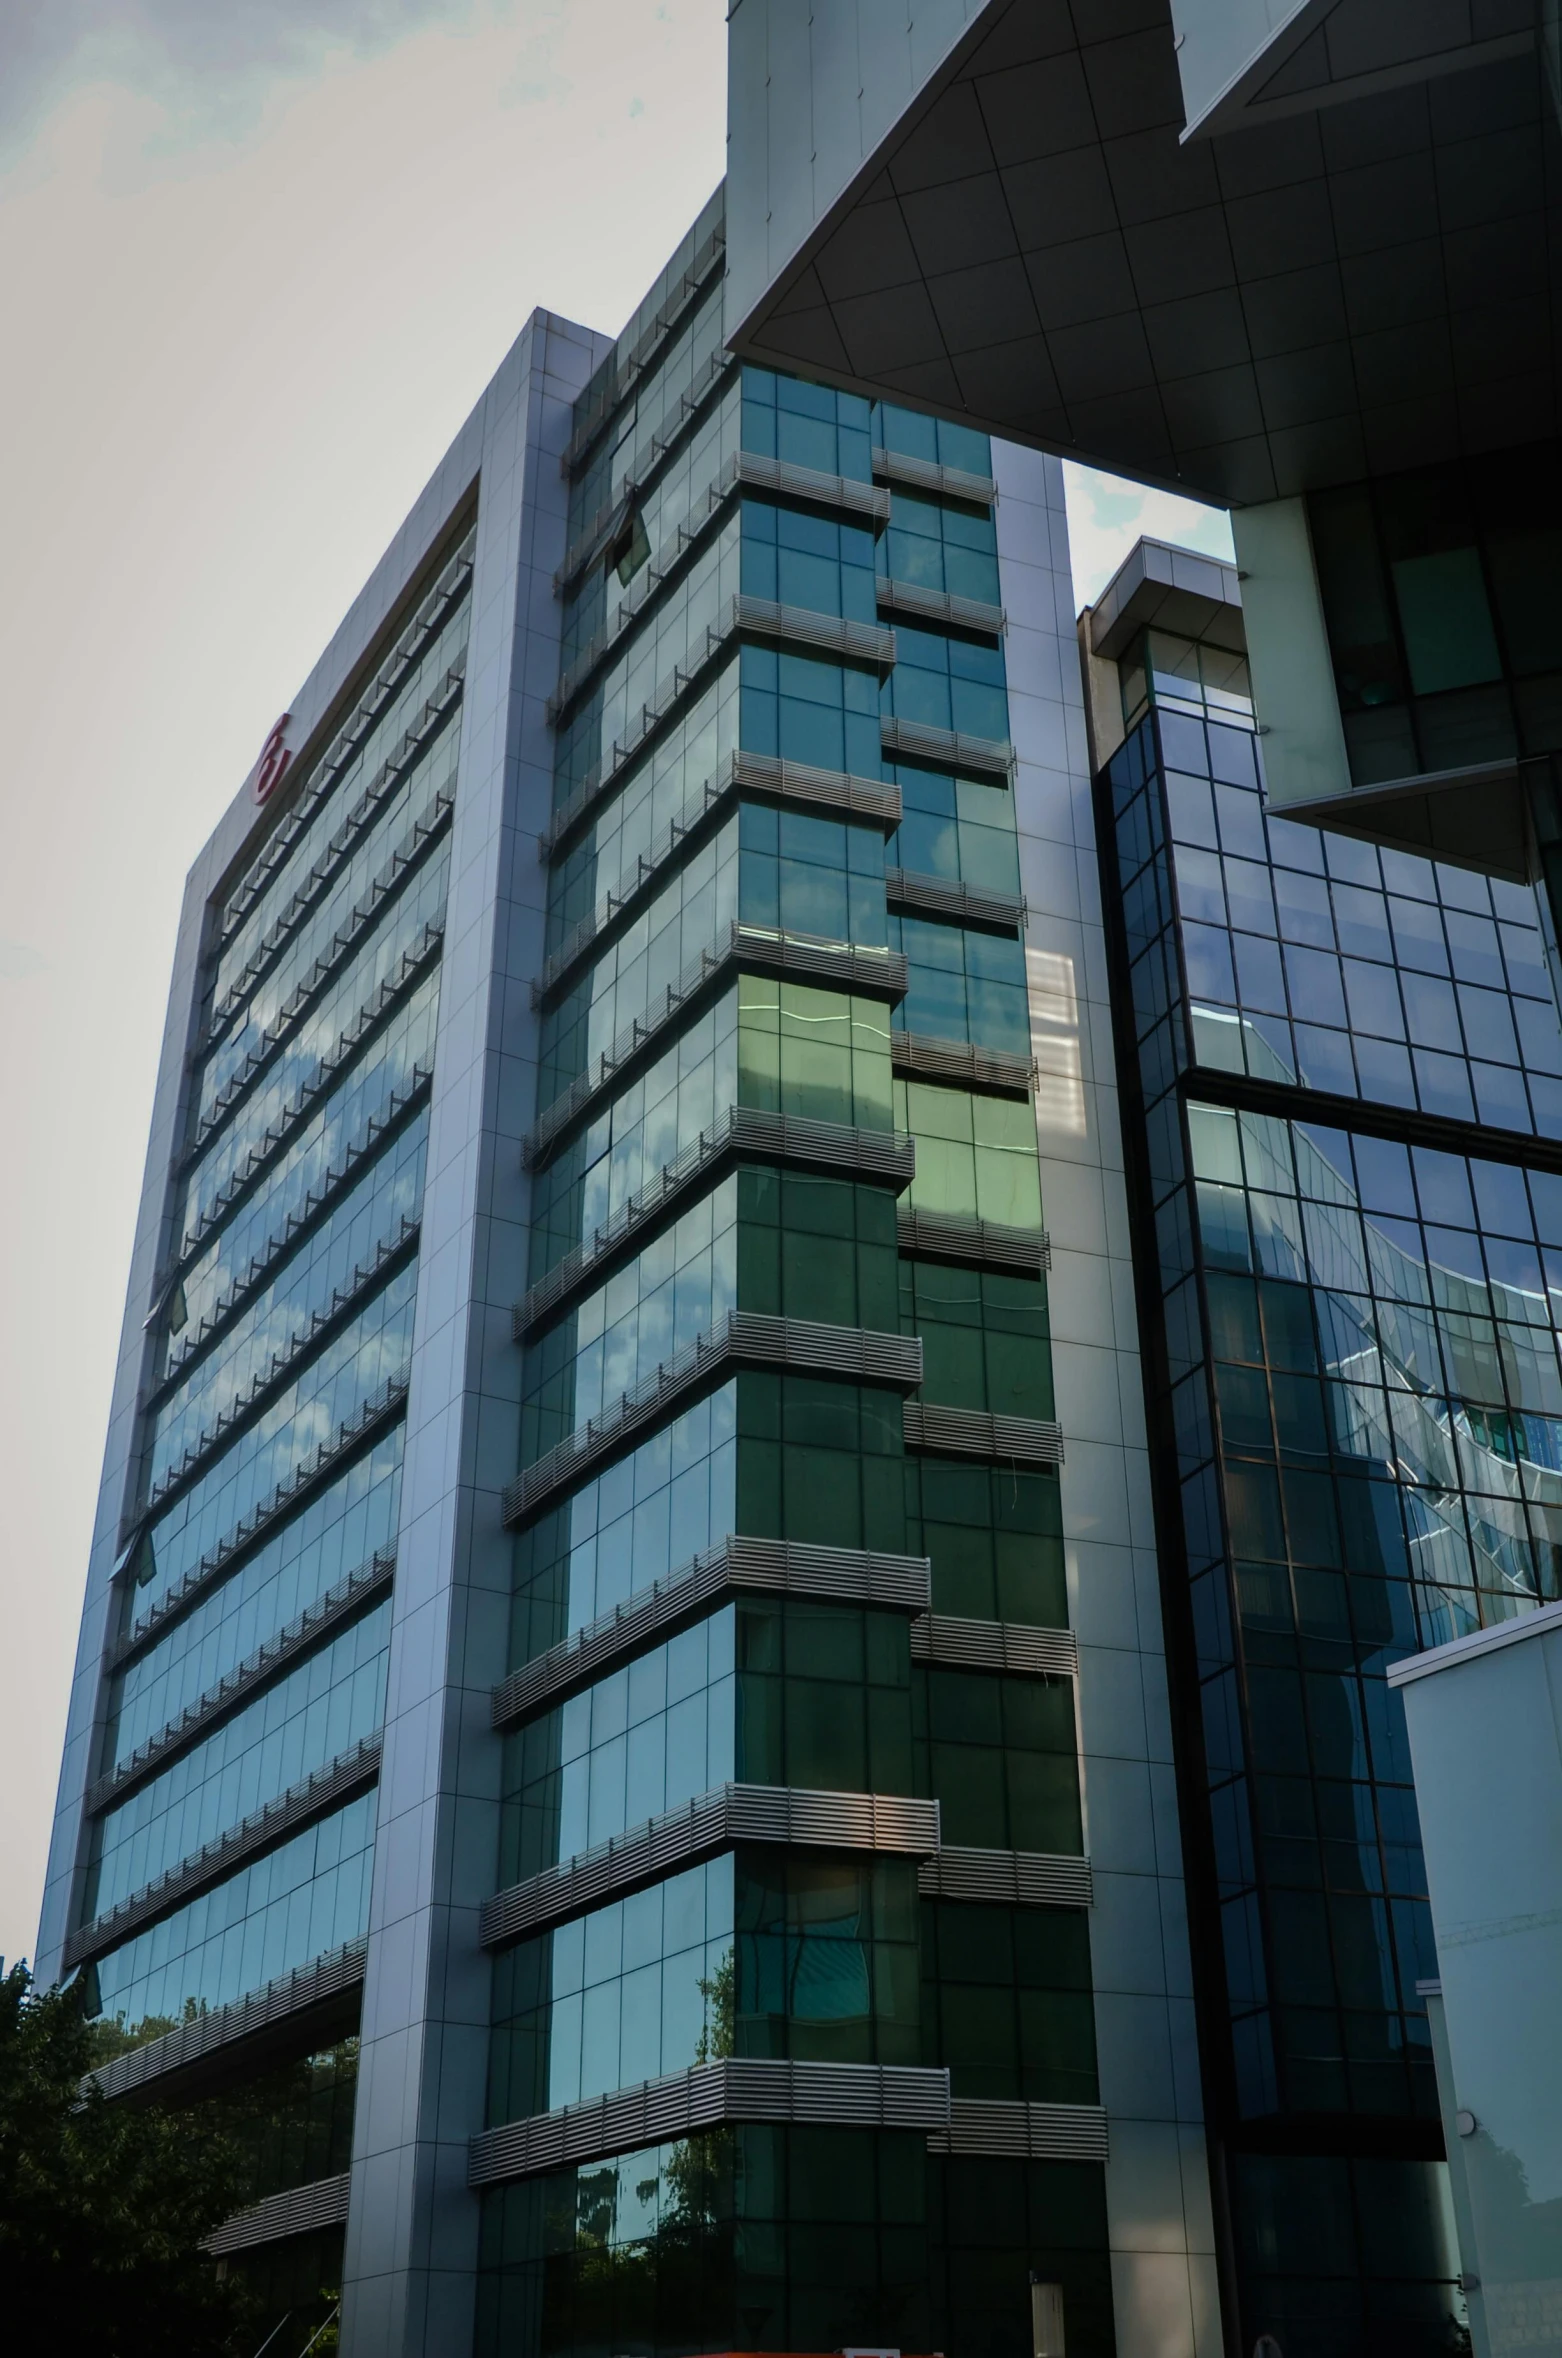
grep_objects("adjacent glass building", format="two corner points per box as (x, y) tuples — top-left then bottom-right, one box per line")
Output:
(1083, 542), (1562, 2358)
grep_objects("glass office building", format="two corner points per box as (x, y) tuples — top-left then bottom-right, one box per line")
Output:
(44, 195), (1203, 2358)
(1083, 543), (1562, 2358)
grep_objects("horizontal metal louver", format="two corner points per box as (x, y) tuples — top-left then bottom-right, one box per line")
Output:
(927, 2099), (1109, 2161)
(480, 1781), (941, 1950)
(516, 1110), (915, 1337)
(736, 450), (891, 520)
(469, 2058), (952, 2187)
(891, 1030), (1035, 1095)
(871, 447), (996, 506)
(918, 1848), (1093, 1910)
(910, 1614), (1078, 1679)
(84, 1939), (368, 2105)
(885, 867), (1025, 931)
(881, 716), (1012, 776)
(896, 1206), (1049, 1273)
(734, 594), (896, 670)
(203, 2172), (352, 2255)
(876, 577), (1005, 637)
(506, 1316), (923, 1523)
(903, 1401), (1065, 1467)
(492, 1536), (931, 1727)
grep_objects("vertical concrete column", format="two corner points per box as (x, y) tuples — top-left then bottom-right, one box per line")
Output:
(340, 312), (608, 2357)
(996, 442), (1223, 2358)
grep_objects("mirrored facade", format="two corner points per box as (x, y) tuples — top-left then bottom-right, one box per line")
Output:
(1088, 551), (1562, 2358)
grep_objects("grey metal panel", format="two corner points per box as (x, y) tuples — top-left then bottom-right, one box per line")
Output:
(204, 2172), (352, 2255)
(506, 1315), (924, 1525)
(910, 1613), (1077, 1679)
(1086, 537), (1245, 665)
(338, 307), (614, 2358)
(516, 1108), (915, 1337)
(918, 1847), (1093, 1910)
(84, 1939), (368, 2105)
(470, 2057), (952, 2186)
(927, 2098), (1110, 2160)
(63, 1734), (383, 1971)
(491, 1535), (932, 1727)
(88, 1552), (396, 1814)
(728, 1), (1560, 508)
(480, 1782), (942, 1950)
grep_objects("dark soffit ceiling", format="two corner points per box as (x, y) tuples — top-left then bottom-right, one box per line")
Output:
(727, 0), (1562, 507)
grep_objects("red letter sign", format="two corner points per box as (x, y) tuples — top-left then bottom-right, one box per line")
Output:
(254, 712), (293, 805)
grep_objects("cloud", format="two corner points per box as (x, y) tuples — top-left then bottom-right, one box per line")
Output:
(0, 0), (487, 150)
(0, 942), (47, 981)
(1063, 461), (1234, 612)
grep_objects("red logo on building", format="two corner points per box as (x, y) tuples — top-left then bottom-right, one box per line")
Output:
(254, 713), (293, 805)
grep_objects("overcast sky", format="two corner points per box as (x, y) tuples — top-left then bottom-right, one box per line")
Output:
(0, 0), (1230, 1971)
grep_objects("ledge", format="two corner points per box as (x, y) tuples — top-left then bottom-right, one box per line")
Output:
(92, 1553), (395, 1814)
(910, 1615), (1077, 1679)
(505, 1315), (923, 1526)
(872, 447), (995, 506)
(64, 1734), (382, 1972)
(524, 922), (907, 1168)
(885, 867), (1024, 931)
(896, 1207), (1048, 1274)
(219, 545), (472, 947)
(492, 1535), (932, 1729)
(470, 2058), (952, 2187)
(563, 222), (725, 478)
(928, 2099), (1108, 2160)
(881, 717), (1012, 777)
(157, 1067), (431, 1384)
(876, 578), (1004, 638)
(84, 1939), (367, 2107)
(203, 2171), (351, 2255)
(536, 750), (902, 1007)
(515, 1108), (915, 1338)
(918, 1848), (1092, 1909)
(903, 1402), (1064, 1467)
(480, 1782), (942, 1950)
(119, 1369), (409, 1660)
(891, 1031), (1034, 1095)
(141, 1221), (418, 1517)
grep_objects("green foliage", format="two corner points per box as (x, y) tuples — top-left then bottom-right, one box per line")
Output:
(0, 1960), (250, 2353)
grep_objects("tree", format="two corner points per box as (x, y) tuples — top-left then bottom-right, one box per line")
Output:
(0, 1960), (252, 2353)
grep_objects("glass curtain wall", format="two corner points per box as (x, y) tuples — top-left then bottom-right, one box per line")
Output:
(1094, 624), (1550, 2358)
(70, 514), (474, 2223)
(482, 200), (1109, 2358)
